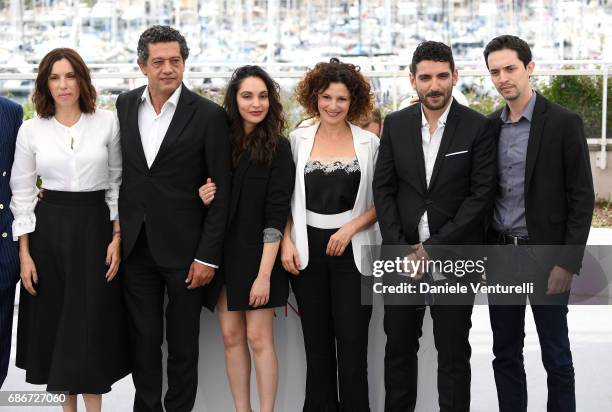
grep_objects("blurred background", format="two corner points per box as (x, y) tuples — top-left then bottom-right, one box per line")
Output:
(0, 0), (611, 209)
(1, 3), (612, 410)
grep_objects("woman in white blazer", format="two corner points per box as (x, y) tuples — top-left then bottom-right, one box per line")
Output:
(280, 58), (379, 412)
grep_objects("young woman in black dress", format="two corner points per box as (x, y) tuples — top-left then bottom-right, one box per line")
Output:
(200, 65), (294, 412)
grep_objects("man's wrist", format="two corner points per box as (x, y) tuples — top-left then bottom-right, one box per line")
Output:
(415, 243), (429, 260)
(194, 259), (219, 269)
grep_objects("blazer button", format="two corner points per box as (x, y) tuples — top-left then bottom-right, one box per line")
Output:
(0, 203), (3, 209)
(1, 232), (7, 238)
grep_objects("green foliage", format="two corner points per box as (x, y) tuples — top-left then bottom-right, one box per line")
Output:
(464, 92), (504, 116)
(22, 100), (36, 120)
(540, 73), (611, 139)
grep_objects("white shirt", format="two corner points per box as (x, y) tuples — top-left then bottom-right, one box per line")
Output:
(10, 109), (121, 240)
(138, 84), (182, 168)
(137, 85), (217, 269)
(418, 98), (453, 243)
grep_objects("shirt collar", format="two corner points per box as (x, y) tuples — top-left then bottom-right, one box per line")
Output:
(421, 97), (453, 128)
(501, 90), (536, 123)
(52, 113), (84, 132)
(141, 84), (182, 111)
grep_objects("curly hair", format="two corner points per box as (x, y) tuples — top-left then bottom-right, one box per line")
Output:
(223, 65), (286, 166)
(33, 48), (96, 118)
(137, 25), (189, 63)
(294, 58), (373, 123)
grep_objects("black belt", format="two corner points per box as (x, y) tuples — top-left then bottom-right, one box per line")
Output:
(497, 232), (530, 246)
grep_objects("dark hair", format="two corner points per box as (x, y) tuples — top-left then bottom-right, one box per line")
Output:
(223, 65), (286, 166)
(33, 48), (96, 118)
(410, 41), (455, 74)
(295, 58), (373, 123)
(137, 25), (189, 63)
(483, 35), (532, 68)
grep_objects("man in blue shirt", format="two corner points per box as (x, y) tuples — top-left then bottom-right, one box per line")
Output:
(484, 35), (594, 412)
(0, 96), (23, 388)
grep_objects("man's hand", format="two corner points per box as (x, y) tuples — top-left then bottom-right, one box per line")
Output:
(105, 236), (121, 282)
(404, 250), (425, 281)
(547, 265), (573, 295)
(186, 261), (215, 289)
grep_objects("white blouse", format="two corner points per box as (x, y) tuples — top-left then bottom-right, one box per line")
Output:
(9, 109), (122, 240)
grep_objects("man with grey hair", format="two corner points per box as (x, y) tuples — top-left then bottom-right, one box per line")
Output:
(116, 25), (232, 411)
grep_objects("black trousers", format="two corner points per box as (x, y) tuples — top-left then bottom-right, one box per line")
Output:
(384, 298), (474, 412)
(0, 284), (16, 388)
(122, 225), (204, 412)
(487, 243), (574, 412)
(289, 226), (372, 412)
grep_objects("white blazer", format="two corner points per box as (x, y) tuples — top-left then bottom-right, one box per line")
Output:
(288, 122), (380, 275)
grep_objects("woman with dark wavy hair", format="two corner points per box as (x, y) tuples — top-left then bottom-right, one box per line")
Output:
(200, 65), (295, 412)
(10, 48), (129, 411)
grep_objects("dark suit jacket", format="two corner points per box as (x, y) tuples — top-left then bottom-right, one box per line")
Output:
(373, 99), (497, 247)
(488, 93), (595, 274)
(0, 97), (23, 289)
(203, 138), (295, 311)
(116, 85), (232, 269)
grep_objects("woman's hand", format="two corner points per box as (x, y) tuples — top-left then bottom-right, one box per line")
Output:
(19, 253), (38, 296)
(280, 237), (301, 275)
(326, 222), (356, 256)
(105, 235), (121, 282)
(198, 178), (216, 206)
(249, 275), (271, 307)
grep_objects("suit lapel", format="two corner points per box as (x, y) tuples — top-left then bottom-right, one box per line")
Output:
(405, 106), (428, 192)
(525, 94), (547, 194)
(428, 101), (459, 190)
(126, 89), (148, 169)
(150, 85), (196, 170)
(228, 153), (252, 225)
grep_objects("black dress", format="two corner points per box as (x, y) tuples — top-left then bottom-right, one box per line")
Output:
(203, 138), (295, 311)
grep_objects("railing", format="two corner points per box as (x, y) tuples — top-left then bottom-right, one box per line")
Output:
(1, 59), (610, 169)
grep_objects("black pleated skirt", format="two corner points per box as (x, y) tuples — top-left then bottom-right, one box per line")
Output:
(15, 190), (130, 394)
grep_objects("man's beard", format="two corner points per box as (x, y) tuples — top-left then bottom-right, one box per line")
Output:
(418, 89), (452, 111)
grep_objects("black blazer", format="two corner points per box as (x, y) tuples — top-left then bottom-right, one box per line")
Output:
(488, 93), (595, 273)
(203, 138), (295, 311)
(116, 85), (232, 269)
(373, 99), (497, 246)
